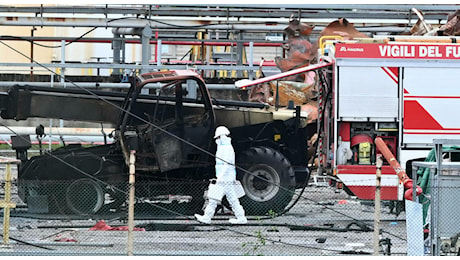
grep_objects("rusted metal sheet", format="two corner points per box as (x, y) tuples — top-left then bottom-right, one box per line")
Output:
(275, 19), (314, 72)
(409, 8), (460, 36)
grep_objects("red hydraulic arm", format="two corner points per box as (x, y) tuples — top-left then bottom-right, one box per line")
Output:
(374, 137), (422, 200)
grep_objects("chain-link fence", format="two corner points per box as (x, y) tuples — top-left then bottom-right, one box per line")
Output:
(2, 161), (437, 256)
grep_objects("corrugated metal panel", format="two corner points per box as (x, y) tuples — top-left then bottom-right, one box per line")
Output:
(338, 66), (399, 121)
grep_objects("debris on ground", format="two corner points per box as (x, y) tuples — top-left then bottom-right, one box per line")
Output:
(89, 220), (145, 231)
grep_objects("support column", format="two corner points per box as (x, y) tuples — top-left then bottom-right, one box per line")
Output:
(141, 26), (152, 95)
(112, 31), (122, 78)
(141, 25), (152, 74)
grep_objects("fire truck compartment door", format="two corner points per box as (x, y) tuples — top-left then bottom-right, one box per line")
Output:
(403, 67), (460, 146)
(338, 66), (399, 122)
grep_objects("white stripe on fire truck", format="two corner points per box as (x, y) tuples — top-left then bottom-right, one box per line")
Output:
(404, 96), (460, 99)
(336, 173), (399, 187)
(404, 129), (460, 134)
(381, 67), (398, 84)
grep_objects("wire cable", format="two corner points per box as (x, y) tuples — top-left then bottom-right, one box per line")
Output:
(0, 37), (408, 253)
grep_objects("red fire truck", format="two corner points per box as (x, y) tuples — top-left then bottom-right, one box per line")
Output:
(323, 39), (460, 201)
(238, 37), (460, 202)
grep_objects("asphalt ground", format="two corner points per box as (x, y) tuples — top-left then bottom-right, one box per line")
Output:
(1, 170), (409, 256)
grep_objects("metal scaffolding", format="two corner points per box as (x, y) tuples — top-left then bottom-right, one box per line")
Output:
(0, 4), (458, 79)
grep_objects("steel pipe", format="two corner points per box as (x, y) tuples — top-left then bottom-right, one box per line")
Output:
(374, 137), (422, 200)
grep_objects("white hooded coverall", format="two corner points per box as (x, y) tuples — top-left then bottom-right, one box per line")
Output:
(194, 133), (247, 224)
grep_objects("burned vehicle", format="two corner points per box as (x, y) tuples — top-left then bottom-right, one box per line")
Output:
(0, 70), (312, 216)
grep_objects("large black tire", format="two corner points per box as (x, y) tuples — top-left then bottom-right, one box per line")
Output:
(236, 147), (296, 215)
(65, 178), (105, 215)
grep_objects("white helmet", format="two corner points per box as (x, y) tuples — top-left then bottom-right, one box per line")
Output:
(214, 126), (230, 139)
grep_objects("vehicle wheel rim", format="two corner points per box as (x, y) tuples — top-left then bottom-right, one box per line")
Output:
(243, 164), (280, 202)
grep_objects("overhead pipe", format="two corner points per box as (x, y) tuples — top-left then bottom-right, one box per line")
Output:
(0, 82), (131, 88)
(0, 126), (114, 136)
(0, 36), (284, 47)
(0, 17), (417, 34)
(0, 17), (290, 31)
(0, 4), (456, 17)
(374, 137), (422, 200)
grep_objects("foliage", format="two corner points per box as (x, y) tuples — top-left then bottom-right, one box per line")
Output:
(241, 210), (277, 256)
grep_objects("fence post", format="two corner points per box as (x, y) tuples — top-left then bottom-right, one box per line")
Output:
(373, 155), (383, 255)
(0, 158), (20, 249)
(127, 150), (136, 256)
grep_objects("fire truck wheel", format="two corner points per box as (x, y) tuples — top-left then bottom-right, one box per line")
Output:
(65, 178), (104, 215)
(236, 146), (296, 215)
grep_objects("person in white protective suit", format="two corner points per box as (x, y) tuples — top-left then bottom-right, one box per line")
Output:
(194, 126), (248, 224)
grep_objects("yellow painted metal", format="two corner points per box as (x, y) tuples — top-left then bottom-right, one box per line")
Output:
(319, 35), (344, 55)
(1, 160), (19, 246)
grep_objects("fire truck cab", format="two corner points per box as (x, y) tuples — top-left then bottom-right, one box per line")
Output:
(318, 38), (460, 201)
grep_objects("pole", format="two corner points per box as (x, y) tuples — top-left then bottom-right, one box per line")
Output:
(30, 27), (36, 81)
(60, 39), (66, 128)
(373, 155), (383, 255)
(0, 160), (19, 248)
(127, 150), (136, 256)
